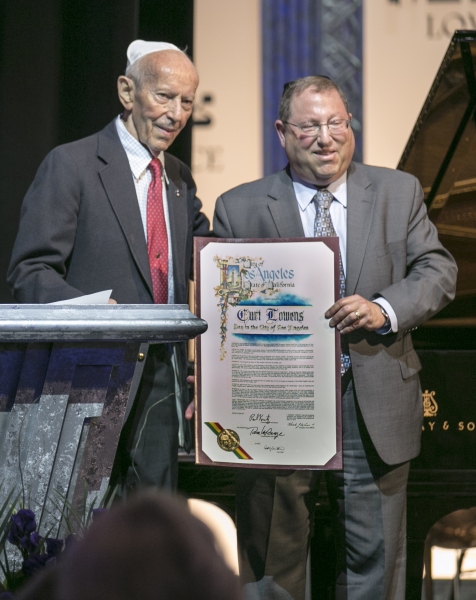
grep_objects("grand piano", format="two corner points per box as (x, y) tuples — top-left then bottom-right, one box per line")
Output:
(398, 30), (476, 599)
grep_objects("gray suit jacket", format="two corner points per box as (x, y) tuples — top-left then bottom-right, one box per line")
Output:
(7, 119), (210, 449)
(213, 162), (457, 464)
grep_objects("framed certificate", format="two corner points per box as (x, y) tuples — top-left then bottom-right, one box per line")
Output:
(194, 238), (342, 469)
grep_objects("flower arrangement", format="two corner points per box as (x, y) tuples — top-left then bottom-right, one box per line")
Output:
(0, 508), (63, 595)
(0, 487), (114, 596)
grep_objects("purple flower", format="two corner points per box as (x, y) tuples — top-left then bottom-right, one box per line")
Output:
(30, 531), (41, 544)
(22, 553), (49, 577)
(18, 531), (43, 555)
(45, 537), (63, 557)
(18, 536), (30, 550)
(30, 531), (42, 550)
(7, 510), (36, 545)
(22, 544), (61, 577)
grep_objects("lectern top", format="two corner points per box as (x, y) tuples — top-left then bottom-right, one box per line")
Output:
(0, 304), (207, 342)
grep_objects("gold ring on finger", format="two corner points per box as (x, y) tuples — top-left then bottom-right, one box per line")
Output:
(355, 310), (361, 320)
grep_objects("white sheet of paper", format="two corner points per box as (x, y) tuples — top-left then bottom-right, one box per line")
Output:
(48, 290), (113, 305)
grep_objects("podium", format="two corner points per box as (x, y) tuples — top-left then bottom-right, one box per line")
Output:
(0, 304), (207, 536)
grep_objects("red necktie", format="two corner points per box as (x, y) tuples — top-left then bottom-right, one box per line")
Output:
(147, 158), (168, 304)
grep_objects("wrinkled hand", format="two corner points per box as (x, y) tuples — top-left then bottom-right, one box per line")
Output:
(185, 375), (195, 420)
(325, 295), (385, 335)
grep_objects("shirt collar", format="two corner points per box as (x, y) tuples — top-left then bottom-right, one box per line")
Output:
(116, 115), (169, 184)
(290, 167), (347, 212)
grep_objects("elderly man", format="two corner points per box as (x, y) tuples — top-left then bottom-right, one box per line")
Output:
(213, 76), (457, 600)
(8, 41), (209, 491)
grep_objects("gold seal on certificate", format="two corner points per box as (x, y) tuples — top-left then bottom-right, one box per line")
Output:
(217, 429), (240, 451)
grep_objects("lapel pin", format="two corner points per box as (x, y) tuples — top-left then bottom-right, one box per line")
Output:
(175, 189), (181, 197)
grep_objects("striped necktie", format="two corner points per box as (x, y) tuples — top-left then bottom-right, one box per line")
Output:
(313, 188), (351, 374)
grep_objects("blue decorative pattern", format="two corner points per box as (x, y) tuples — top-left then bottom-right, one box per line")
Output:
(262, 0), (363, 175)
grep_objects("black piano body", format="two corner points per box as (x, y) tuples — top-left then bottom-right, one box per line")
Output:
(398, 30), (476, 599)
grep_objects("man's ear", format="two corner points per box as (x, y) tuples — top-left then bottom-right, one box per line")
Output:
(275, 121), (286, 149)
(117, 76), (135, 110)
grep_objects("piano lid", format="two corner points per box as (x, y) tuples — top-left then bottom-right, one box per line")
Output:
(398, 30), (476, 327)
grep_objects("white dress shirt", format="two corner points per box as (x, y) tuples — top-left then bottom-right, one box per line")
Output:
(116, 115), (174, 303)
(291, 168), (397, 333)
(116, 116), (187, 444)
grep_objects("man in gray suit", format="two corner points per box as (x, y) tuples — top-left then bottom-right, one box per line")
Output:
(8, 40), (209, 491)
(214, 76), (456, 600)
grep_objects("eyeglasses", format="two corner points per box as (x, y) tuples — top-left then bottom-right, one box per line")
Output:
(282, 118), (351, 136)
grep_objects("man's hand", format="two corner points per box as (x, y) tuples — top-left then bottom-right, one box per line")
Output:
(325, 295), (386, 335)
(185, 375), (195, 420)
(108, 298), (117, 304)
(185, 401), (195, 420)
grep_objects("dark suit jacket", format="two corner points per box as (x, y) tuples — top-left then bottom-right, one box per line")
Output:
(7, 119), (210, 449)
(213, 162), (457, 465)
(8, 119), (209, 305)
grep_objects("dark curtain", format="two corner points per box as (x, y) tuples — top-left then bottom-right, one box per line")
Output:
(139, 0), (194, 168)
(0, 0), (193, 303)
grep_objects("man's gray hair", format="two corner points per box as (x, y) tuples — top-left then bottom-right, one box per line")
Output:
(279, 76), (350, 122)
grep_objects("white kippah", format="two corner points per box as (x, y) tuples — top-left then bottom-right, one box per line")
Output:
(126, 40), (182, 71)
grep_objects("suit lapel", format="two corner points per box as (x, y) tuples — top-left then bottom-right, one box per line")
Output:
(346, 163), (375, 294)
(264, 165), (375, 294)
(267, 169), (305, 238)
(97, 122), (153, 296)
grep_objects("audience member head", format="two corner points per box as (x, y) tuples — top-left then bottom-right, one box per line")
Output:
(17, 491), (239, 600)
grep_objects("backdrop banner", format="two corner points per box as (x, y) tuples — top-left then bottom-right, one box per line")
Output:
(363, 0), (476, 168)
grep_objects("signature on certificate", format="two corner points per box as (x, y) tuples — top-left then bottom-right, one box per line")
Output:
(249, 426), (284, 440)
(264, 445), (285, 453)
(249, 413), (276, 424)
(288, 422), (315, 429)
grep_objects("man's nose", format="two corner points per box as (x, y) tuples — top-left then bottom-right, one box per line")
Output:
(317, 124), (332, 144)
(165, 98), (183, 122)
